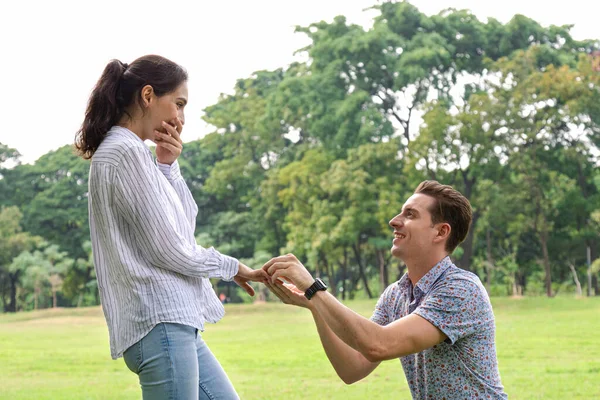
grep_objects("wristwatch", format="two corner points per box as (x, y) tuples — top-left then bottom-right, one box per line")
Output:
(304, 278), (328, 300)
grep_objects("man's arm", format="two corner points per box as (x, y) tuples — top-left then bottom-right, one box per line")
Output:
(311, 290), (446, 362)
(264, 254), (447, 363)
(266, 281), (379, 384)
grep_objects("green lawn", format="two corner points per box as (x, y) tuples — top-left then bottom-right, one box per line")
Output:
(1, 297), (599, 399)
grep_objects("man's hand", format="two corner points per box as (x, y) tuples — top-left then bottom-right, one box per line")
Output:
(266, 280), (313, 309)
(154, 119), (183, 165)
(235, 262), (269, 296)
(262, 253), (314, 291)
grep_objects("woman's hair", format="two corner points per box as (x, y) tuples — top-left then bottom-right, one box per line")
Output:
(75, 55), (187, 159)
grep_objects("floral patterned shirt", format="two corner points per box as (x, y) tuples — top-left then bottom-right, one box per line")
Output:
(371, 256), (507, 399)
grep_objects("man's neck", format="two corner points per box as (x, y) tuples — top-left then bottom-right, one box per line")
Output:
(404, 252), (449, 286)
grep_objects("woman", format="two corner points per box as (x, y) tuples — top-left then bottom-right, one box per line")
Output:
(75, 55), (265, 399)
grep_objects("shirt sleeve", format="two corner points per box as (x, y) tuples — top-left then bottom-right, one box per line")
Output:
(370, 284), (395, 326)
(413, 279), (494, 344)
(113, 146), (238, 280)
(156, 160), (198, 229)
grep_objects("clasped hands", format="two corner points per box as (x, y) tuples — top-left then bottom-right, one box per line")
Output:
(234, 254), (318, 308)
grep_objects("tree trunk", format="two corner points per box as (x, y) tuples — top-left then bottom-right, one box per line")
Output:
(540, 229), (552, 297)
(587, 246), (593, 297)
(7, 272), (18, 313)
(34, 286), (39, 310)
(569, 263), (583, 297)
(340, 248), (348, 301)
(456, 211), (479, 272)
(377, 249), (389, 294)
(485, 227), (493, 293)
(455, 174), (477, 271)
(352, 243), (373, 299)
(322, 255), (337, 298)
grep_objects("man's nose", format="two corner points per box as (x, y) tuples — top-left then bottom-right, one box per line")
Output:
(389, 215), (403, 228)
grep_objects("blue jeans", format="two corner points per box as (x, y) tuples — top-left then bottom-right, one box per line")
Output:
(123, 323), (239, 400)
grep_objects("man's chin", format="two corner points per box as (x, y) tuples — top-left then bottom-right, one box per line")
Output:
(390, 246), (403, 259)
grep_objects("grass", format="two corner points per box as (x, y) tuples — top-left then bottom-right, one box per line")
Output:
(0, 297), (599, 399)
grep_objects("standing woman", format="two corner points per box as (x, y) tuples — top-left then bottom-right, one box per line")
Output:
(75, 55), (264, 399)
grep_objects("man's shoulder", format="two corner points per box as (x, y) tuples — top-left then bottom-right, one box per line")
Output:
(426, 265), (492, 313)
(438, 265), (486, 292)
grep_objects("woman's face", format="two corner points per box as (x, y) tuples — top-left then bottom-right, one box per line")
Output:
(143, 82), (188, 139)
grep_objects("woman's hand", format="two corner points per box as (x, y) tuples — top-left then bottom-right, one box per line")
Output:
(234, 263), (269, 296)
(154, 119), (183, 165)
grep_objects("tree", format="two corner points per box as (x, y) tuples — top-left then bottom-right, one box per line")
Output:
(2, 146), (90, 260)
(0, 207), (42, 312)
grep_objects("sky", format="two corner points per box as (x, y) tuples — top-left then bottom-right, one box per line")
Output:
(1, 0), (598, 164)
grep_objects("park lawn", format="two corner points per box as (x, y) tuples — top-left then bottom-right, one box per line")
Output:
(0, 297), (598, 399)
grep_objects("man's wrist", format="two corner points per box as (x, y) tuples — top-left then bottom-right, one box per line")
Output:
(304, 278), (328, 300)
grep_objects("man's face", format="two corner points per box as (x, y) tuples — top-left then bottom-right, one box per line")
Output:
(388, 193), (440, 260)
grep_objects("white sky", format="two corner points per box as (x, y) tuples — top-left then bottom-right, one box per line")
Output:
(1, 0), (598, 164)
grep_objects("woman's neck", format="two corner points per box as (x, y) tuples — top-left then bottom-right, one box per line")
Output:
(117, 117), (146, 141)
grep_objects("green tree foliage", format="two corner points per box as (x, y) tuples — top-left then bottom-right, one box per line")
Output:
(1, 3), (599, 309)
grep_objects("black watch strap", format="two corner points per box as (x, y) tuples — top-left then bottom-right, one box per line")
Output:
(304, 278), (328, 300)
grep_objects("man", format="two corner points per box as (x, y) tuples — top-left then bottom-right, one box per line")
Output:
(263, 180), (507, 399)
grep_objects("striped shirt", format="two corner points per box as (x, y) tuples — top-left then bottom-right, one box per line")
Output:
(88, 126), (239, 359)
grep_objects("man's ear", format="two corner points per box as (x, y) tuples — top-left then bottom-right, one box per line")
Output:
(433, 223), (451, 244)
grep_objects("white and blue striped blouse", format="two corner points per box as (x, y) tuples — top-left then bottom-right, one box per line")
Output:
(88, 126), (238, 359)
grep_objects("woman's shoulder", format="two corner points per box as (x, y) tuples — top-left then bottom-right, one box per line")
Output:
(93, 127), (149, 166)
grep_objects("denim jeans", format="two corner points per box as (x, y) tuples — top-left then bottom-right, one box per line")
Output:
(123, 323), (239, 400)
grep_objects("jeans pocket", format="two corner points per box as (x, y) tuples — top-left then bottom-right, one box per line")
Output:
(123, 341), (142, 374)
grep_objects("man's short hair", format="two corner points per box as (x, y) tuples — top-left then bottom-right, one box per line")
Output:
(414, 180), (473, 253)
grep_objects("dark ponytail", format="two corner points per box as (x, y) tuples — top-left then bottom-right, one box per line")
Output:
(75, 55), (188, 159)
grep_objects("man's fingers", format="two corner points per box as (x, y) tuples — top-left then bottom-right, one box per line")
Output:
(283, 282), (304, 295)
(265, 282), (287, 303)
(266, 261), (295, 277)
(262, 254), (295, 271)
(271, 269), (295, 285)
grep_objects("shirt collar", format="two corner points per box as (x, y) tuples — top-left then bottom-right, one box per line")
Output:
(397, 272), (412, 291)
(108, 125), (142, 141)
(406, 256), (453, 295)
(108, 126), (152, 156)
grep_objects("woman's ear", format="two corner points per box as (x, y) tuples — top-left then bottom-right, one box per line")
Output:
(140, 85), (154, 108)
